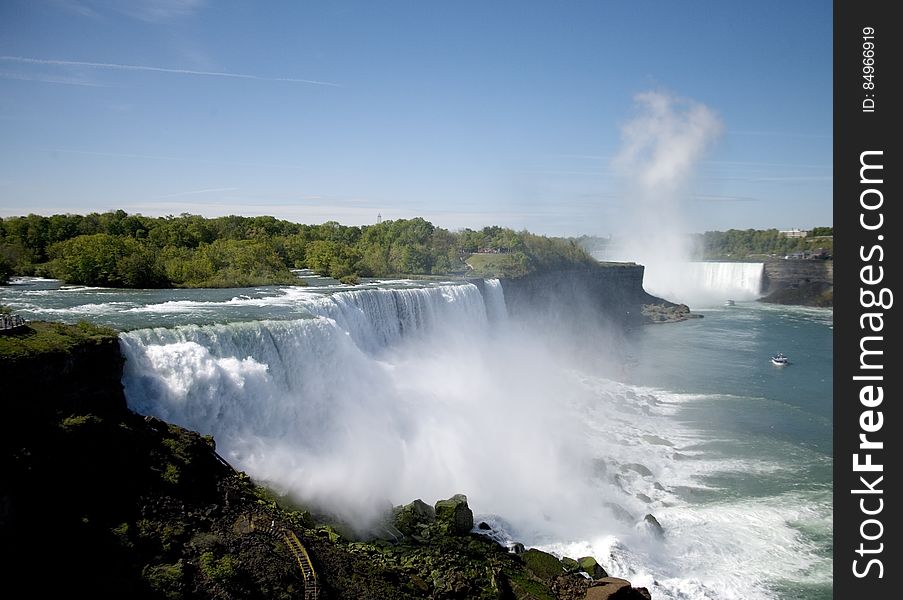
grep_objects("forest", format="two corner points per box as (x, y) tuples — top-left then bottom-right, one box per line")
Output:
(0, 211), (594, 287)
(693, 227), (833, 259)
(576, 227), (833, 261)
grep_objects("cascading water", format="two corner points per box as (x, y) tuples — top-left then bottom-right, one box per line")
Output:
(639, 261), (765, 306)
(692, 262), (764, 299)
(119, 282), (564, 524)
(482, 278), (508, 322)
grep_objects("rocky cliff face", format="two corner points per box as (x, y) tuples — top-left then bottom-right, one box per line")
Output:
(1, 333), (126, 421)
(496, 264), (666, 327)
(760, 259), (833, 307)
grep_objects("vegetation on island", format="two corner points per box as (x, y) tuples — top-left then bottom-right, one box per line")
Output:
(1, 320), (652, 599)
(0, 211), (594, 288)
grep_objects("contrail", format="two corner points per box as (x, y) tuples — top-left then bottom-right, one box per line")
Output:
(0, 71), (113, 87)
(0, 55), (340, 87)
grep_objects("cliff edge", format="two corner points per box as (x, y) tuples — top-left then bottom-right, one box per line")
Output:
(759, 259), (833, 307)
(490, 263), (696, 326)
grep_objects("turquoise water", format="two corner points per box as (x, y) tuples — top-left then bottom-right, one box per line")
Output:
(623, 302), (833, 598)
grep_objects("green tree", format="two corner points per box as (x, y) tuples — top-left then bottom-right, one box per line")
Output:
(46, 234), (167, 287)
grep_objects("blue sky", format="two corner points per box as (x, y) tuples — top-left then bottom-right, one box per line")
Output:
(0, 0), (832, 236)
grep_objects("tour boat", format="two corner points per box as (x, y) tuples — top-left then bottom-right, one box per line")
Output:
(771, 353), (789, 366)
(725, 299), (735, 306)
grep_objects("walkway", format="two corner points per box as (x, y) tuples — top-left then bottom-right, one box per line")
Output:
(246, 515), (320, 600)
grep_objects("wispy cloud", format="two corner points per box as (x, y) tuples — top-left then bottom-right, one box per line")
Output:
(52, 0), (206, 23)
(553, 154), (613, 161)
(705, 159), (831, 170)
(115, 0), (206, 23)
(0, 70), (113, 87)
(748, 175), (833, 183)
(51, 0), (101, 19)
(0, 56), (340, 87)
(727, 129), (831, 139)
(154, 187), (239, 199)
(44, 148), (306, 170)
(694, 194), (760, 203)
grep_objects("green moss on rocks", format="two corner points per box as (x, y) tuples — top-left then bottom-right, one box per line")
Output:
(522, 548), (565, 581)
(393, 498), (436, 536)
(578, 556), (609, 579)
(0, 320), (118, 360)
(434, 493), (474, 535)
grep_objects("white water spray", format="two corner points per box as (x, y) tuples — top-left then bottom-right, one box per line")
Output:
(610, 91), (723, 302)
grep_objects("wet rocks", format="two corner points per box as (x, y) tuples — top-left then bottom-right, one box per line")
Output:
(392, 498), (436, 536)
(578, 556), (609, 580)
(434, 493), (474, 535)
(585, 577), (653, 600)
(523, 548), (566, 581)
(643, 514), (665, 540)
(641, 303), (702, 323)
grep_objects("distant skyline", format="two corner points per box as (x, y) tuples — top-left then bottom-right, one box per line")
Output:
(1, 1), (832, 236)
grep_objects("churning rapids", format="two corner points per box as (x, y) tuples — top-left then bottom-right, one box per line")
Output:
(2, 275), (832, 600)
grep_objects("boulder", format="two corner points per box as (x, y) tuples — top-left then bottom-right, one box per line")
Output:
(393, 498), (435, 535)
(561, 556), (581, 573)
(643, 514), (665, 540)
(522, 548), (564, 581)
(585, 577), (652, 600)
(578, 556), (608, 579)
(621, 463), (653, 478)
(434, 494), (474, 535)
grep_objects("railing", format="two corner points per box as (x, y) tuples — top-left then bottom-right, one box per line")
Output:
(247, 515), (320, 599)
(0, 314), (26, 333)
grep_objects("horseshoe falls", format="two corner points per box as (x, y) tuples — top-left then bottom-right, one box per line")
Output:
(641, 261), (765, 306)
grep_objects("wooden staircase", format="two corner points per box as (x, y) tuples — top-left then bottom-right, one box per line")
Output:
(248, 516), (320, 599)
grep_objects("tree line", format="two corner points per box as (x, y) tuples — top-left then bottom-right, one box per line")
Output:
(694, 227), (833, 260)
(574, 227), (833, 261)
(0, 211), (593, 287)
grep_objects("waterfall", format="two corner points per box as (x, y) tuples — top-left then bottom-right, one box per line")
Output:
(118, 280), (539, 523)
(301, 284), (490, 353)
(120, 283), (493, 431)
(482, 278), (508, 322)
(692, 262), (764, 299)
(641, 261), (764, 306)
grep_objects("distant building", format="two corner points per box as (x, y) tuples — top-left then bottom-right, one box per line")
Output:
(779, 228), (809, 238)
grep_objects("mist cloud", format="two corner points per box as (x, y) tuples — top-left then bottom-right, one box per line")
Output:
(614, 91), (723, 191)
(607, 91), (724, 305)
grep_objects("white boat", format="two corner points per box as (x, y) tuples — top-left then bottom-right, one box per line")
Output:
(725, 299), (735, 306)
(771, 353), (789, 366)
